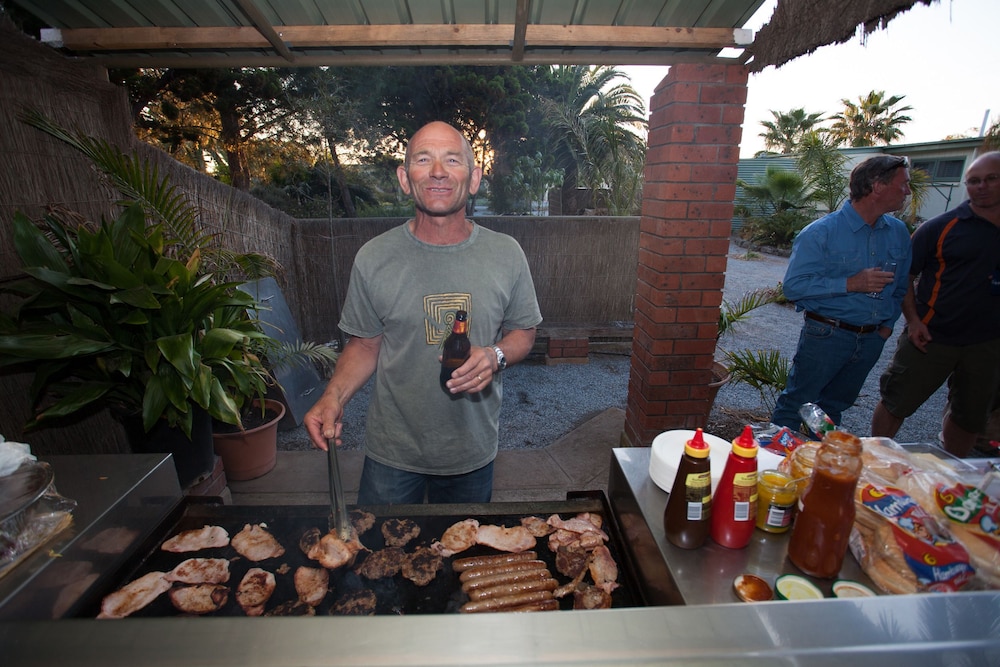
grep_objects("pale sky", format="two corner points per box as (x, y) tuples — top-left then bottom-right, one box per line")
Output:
(623, 0), (998, 158)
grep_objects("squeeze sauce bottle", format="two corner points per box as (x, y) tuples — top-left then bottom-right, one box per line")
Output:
(710, 424), (759, 549)
(663, 428), (712, 549)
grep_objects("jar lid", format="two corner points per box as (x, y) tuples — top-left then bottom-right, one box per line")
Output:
(775, 574), (824, 600)
(733, 573), (773, 602)
(832, 580), (876, 598)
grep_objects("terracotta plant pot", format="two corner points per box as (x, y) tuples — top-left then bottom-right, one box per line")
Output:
(212, 399), (286, 481)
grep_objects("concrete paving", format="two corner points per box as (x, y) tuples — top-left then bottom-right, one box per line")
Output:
(227, 407), (627, 505)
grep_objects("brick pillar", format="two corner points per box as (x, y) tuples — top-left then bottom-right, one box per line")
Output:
(623, 63), (748, 447)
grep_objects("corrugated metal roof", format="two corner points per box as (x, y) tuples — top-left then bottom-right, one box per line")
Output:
(8, 0), (766, 68)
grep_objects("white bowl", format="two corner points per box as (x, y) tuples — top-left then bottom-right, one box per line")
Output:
(649, 429), (784, 494)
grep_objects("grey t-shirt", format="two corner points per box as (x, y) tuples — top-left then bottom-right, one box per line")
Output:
(339, 222), (542, 475)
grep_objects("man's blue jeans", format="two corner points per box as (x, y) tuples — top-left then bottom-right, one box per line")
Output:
(357, 456), (494, 505)
(771, 318), (888, 431)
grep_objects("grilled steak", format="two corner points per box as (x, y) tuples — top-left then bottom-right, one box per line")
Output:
(554, 544), (589, 579)
(356, 547), (406, 579)
(169, 584), (229, 614)
(573, 583), (612, 610)
(401, 546), (443, 586)
(265, 600), (316, 616)
(330, 589), (377, 616)
(381, 518), (420, 547)
(350, 510), (376, 535)
(231, 523), (285, 562)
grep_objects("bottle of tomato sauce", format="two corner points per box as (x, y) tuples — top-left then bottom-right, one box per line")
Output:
(710, 425), (759, 549)
(787, 430), (863, 578)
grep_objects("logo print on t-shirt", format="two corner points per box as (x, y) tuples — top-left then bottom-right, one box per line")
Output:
(424, 293), (472, 346)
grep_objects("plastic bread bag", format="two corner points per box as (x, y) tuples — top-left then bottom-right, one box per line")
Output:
(851, 469), (977, 594)
(895, 468), (1000, 589)
(1, 459), (77, 575)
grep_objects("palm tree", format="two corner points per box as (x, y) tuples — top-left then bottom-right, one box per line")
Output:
(541, 65), (647, 214)
(829, 91), (913, 147)
(759, 108), (826, 154)
(796, 131), (848, 212)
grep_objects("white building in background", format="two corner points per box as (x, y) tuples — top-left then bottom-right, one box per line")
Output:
(734, 136), (987, 233)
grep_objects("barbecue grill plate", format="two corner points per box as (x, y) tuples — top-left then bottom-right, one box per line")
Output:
(76, 493), (646, 617)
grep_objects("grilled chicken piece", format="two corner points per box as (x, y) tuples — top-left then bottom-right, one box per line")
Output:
(236, 567), (276, 616)
(161, 525), (230, 553)
(520, 516), (555, 537)
(402, 546), (443, 586)
(476, 524), (537, 553)
(98, 571), (171, 619)
(330, 589), (377, 616)
(431, 518), (479, 557)
(381, 518), (420, 547)
(294, 566), (330, 607)
(169, 584), (229, 615)
(231, 523), (285, 562)
(588, 545), (619, 595)
(306, 529), (366, 570)
(356, 547), (407, 580)
(165, 557), (231, 584)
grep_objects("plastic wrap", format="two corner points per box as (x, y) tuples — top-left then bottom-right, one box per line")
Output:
(0, 462), (77, 577)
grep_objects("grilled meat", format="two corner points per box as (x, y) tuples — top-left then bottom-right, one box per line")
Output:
(304, 528), (366, 570)
(265, 600), (316, 616)
(330, 589), (377, 616)
(554, 544), (590, 578)
(293, 566), (330, 607)
(97, 571), (171, 619)
(350, 510), (376, 535)
(161, 525), (229, 553)
(236, 567), (276, 616)
(231, 523), (285, 562)
(573, 583), (612, 610)
(476, 524), (537, 553)
(520, 516), (555, 537)
(431, 518), (479, 557)
(588, 545), (619, 595)
(168, 584), (229, 615)
(402, 546), (443, 586)
(381, 518), (420, 547)
(165, 557), (230, 585)
(355, 547), (406, 579)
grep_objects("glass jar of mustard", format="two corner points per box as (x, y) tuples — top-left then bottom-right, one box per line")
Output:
(755, 469), (797, 533)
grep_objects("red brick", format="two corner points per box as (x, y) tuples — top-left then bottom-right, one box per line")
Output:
(695, 125), (743, 145)
(668, 63), (730, 84)
(663, 103), (723, 125)
(688, 202), (737, 221)
(685, 238), (730, 255)
(665, 144), (722, 163)
(676, 306), (720, 323)
(690, 164), (739, 183)
(641, 200), (689, 220)
(699, 84), (748, 106)
(681, 274), (725, 291)
(674, 339), (718, 355)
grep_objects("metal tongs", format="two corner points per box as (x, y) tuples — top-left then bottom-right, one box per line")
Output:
(326, 438), (351, 540)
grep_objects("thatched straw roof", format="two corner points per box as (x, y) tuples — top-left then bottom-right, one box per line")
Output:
(748, 0), (937, 71)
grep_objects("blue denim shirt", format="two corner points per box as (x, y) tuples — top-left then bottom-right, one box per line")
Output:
(782, 201), (912, 329)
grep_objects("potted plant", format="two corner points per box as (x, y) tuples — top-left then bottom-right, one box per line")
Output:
(0, 112), (335, 486)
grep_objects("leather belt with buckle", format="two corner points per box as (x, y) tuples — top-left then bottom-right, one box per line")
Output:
(805, 311), (878, 334)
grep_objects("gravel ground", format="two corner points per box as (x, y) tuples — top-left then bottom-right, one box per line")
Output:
(279, 241), (947, 452)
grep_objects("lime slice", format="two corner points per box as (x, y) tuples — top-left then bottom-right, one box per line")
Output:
(775, 574), (824, 600)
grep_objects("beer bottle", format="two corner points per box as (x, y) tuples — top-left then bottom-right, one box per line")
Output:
(440, 310), (471, 396)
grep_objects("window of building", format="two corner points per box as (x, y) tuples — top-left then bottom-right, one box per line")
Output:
(911, 158), (966, 182)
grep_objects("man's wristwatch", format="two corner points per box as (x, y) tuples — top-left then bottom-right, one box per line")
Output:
(491, 345), (507, 372)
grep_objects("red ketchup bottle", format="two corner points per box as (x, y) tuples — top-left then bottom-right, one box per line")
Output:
(710, 425), (759, 549)
(663, 428), (712, 549)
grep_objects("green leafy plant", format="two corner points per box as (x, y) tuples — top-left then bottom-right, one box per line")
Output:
(0, 113), (336, 437)
(716, 284), (790, 412)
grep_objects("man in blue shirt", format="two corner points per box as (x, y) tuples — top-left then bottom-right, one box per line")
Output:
(771, 155), (913, 433)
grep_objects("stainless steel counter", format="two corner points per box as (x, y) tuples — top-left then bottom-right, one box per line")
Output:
(0, 451), (998, 666)
(606, 446), (876, 604)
